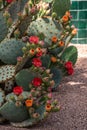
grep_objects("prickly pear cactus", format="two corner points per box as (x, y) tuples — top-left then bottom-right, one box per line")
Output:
(0, 0), (78, 128)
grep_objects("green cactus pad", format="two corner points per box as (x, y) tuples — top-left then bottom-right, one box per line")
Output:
(0, 102), (29, 122)
(7, 0), (29, 21)
(27, 17), (63, 47)
(43, 0), (53, 3)
(41, 54), (51, 68)
(15, 69), (37, 91)
(0, 12), (8, 42)
(52, 0), (71, 18)
(0, 89), (5, 107)
(0, 39), (25, 64)
(0, 65), (15, 83)
(6, 93), (17, 102)
(51, 67), (62, 89)
(11, 105), (46, 127)
(6, 92), (31, 102)
(60, 45), (78, 65)
(49, 46), (64, 56)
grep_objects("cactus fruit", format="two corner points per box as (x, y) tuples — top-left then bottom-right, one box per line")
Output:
(0, 65), (15, 83)
(0, 39), (25, 64)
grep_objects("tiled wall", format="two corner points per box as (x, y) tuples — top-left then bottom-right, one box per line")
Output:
(70, 0), (87, 44)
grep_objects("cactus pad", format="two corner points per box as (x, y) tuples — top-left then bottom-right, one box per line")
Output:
(52, 0), (71, 18)
(0, 89), (5, 107)
(0, 65), (15, 83)
(0, 12), (8, 42)
(7, 0), (29, 21)
(60, 45), (78, 65)
(41, 54), (51, 68)
(0, 102), (29, 122)
(27, 17), (63, 47)
(51, 67), (62, 89)
(15, 69), (37, 91)
(0, 39), (25, 64)
(11, 105), (46, 127)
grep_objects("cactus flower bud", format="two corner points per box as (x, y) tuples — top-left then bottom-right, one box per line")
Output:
(52, 12), (57, 19)
(22, 36), (29, 42)
(50, 80), (55, 86)
(22, 47), (27, 53)
(14, 29), (20, 39)
(17, 12), (23, 20)
(39, 40), (44, 46)
(51, 56), (57, 63)
(17, 56), (22, 62)
(7, 18), (12, 27)
(29, 49), (35, 55)
(3, 11), (10, 21)
(44, 112), (49, 118)
(25, 4), (29, 16)
(32, 113), (40, 119)
(36, 47), (41, 53)
(71, 28), (78, 35)
(29, 107), (35, 114)
(48, 93), (52, 99)
(46, 69), (50, 74)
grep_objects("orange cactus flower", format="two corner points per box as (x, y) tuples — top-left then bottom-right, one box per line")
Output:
(36, 47), (41, 53)
(72, 28), (77, 35)
(51, 56), (57, 63)
(58, 41), (64, 47)
(65, 11), (70, 17)
(29, 49), (35, 55)
(51, 36), (58, 43)
(45, 104), (52, 112)
(62, 15), (69, 22)
(25, 99), (33, 107)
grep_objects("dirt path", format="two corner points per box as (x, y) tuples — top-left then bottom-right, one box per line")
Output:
(0, 44), (87, 130)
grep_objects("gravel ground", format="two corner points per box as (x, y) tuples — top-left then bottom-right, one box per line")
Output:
(0, 44), (87, 130)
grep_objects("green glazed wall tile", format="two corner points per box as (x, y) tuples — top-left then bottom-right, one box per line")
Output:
(78, 39), (87, 44)
(79, 1), (87, 9)
(78, 21), (87, 29)
(71, 11), (78, 19)
(71, 1), (78, 10)
(70, 0), (87, 44)
(78, 30), (87, 38)
(79, 11), (87, 19)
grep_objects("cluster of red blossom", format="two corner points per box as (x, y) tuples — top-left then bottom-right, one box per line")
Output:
(6, 0), (13, 3)
(64, 61), (74, 75)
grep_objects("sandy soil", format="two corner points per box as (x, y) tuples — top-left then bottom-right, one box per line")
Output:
(0, 44), (87, 130)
